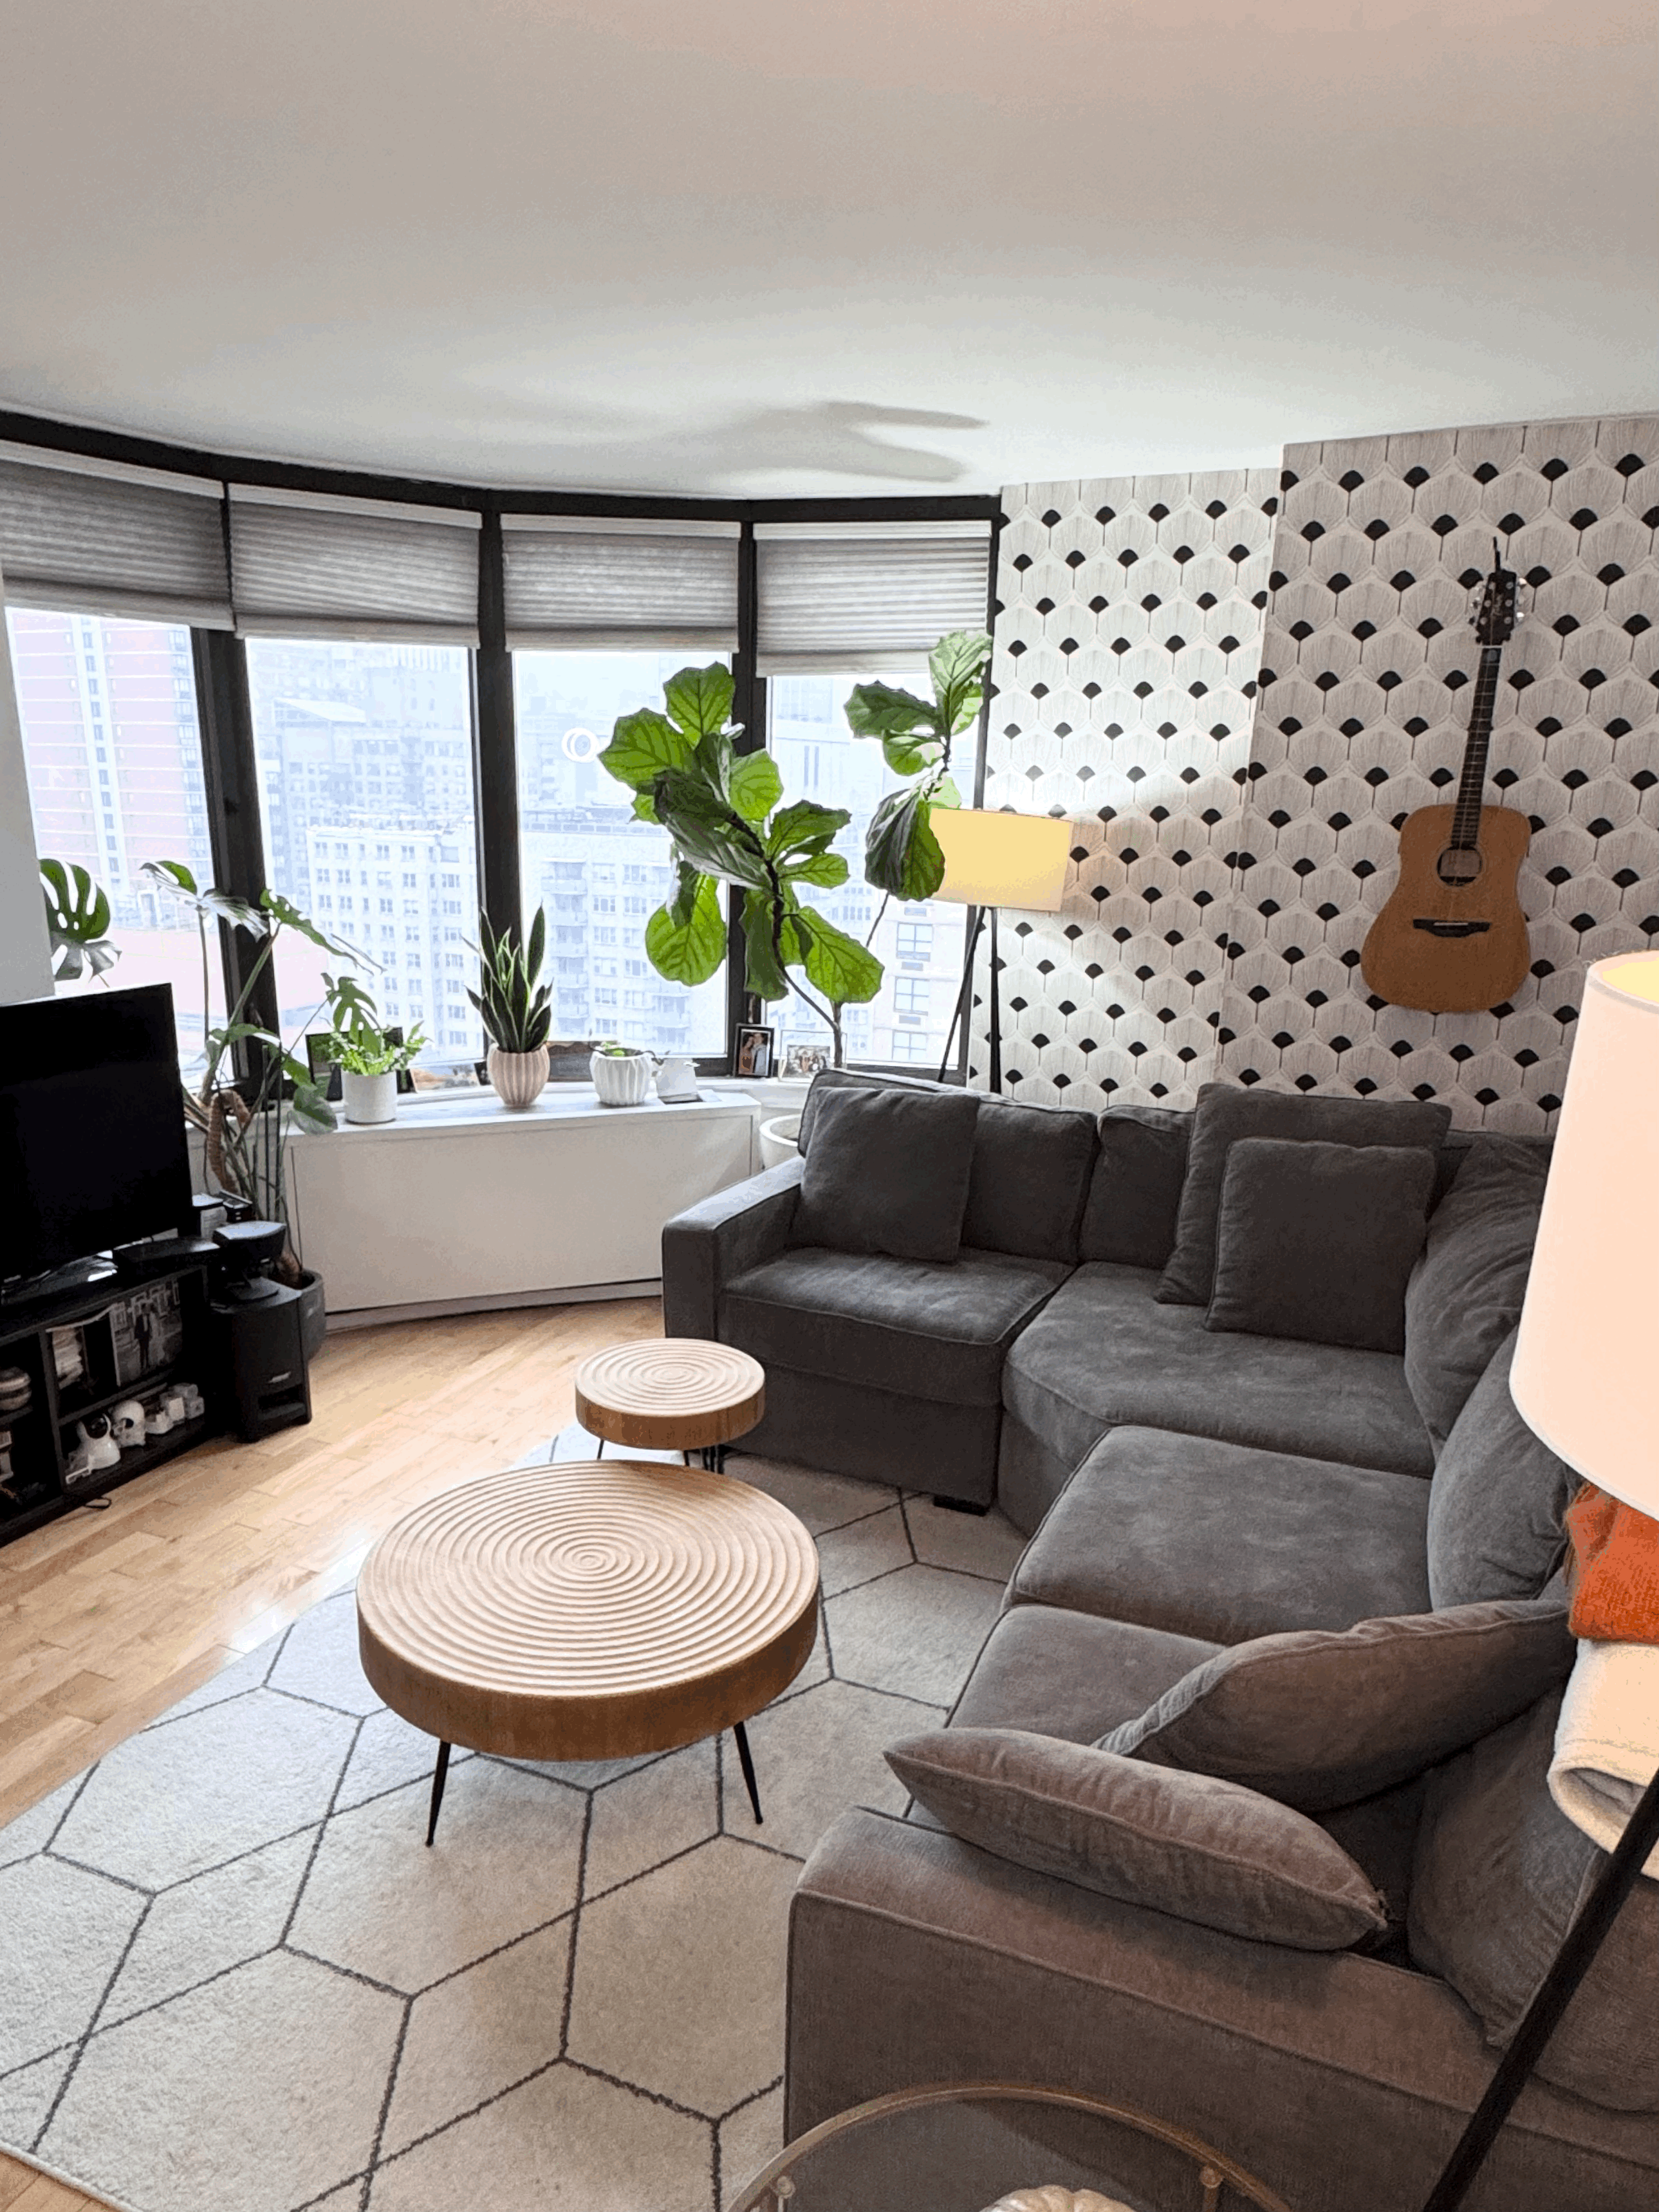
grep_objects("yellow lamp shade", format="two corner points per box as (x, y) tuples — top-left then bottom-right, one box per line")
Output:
(1510, 951), (1659, 1516)
(931, 807), (1070, 913)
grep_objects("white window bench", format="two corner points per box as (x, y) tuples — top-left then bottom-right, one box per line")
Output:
(284, 1086), (766, 1327)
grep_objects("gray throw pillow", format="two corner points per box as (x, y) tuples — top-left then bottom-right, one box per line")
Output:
(1409, 1690), (1659, 2111)
(1098, 1598), (1573, 1812)
(792, 1082), (979, 1262)
(1156, 1083), (1452, 1307)
(1077, 1104), (1192, 1269)
(887, 1727), (1389, 1951)
(1205, 1138), (1436, 1353)
(1426, 1326), (1576, 1607)
(1404, 1138), (1550, 1451)
(961, 1098), (1098, 1263)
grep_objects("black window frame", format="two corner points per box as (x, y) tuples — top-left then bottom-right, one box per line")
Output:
(2, 409), (999, 1081)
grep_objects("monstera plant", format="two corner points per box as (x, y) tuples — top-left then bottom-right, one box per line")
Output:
(598, 664), (882, 1065)
(39, 858), (120, 982)
(846, 628), (992, 898)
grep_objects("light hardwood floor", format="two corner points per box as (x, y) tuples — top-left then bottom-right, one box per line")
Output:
(0, 1294), (663, 2212)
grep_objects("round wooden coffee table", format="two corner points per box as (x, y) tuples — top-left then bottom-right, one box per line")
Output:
(356, 1457), (818, 1843)
(575, 1338), (766, 1468)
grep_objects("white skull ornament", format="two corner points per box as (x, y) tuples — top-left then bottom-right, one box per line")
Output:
(111, 1399), (147, 1452)
(983, 2193), (1136, 2212)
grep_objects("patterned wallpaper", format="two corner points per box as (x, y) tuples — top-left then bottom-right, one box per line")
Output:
(972, 469), (1278, 1106)
(976, 415), (1659, 1131)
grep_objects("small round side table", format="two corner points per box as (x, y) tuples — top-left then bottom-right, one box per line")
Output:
(575, 1338), (765, 1469)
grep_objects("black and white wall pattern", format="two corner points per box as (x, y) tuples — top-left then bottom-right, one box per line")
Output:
(979, 415), (1659, 1130)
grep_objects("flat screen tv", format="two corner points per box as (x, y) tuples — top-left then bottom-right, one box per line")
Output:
(0, 983), (194, 1286)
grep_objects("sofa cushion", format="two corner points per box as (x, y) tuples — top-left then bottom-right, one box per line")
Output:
(1008, 1425), (1433, 1644)
(1157, 1083), (1452, 1308)
(1427, 1325), (1576, 1607)
(1001, 1262), (1436, 1480)
(887, 1728), (1390, 1951)
(1077, 1104), (1191, 1268)
(961, 1098), (1098, 1264)
(1410, 1689), (1659, 2111)
(1101, 1597), (1574, 1812)
(1205, 1138), (1436, 1354)
(949, 1605), (1224, 1746)
(1405, 1137), (1550, 1452)
(792, 1082), (979, 1262)
(721, 1245), (1068, 1409)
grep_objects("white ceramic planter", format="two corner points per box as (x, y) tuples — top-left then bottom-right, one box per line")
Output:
(488, 1044), (550, 1110)
(757, 1111), (803, 1168)
(590, 1049), (652, 1106)
(342, 1069), (398, 1125)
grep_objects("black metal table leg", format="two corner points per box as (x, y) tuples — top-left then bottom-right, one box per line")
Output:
(732, 1720), (763, 1824)
(425, 1740), (452, 1846)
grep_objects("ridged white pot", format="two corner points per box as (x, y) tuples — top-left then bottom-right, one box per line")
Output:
(342, 1070), (398, 1125)
(488, 1044), (550, 1110)
(757, 1112), (802, 1168)
(590, 1049), (652, 1106)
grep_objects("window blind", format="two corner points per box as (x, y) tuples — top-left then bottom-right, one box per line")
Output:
(227, 486), (481, 644)
(754, 520), (992, 674)
(0, 445), (232, 628)
(501, 516), (739, 652)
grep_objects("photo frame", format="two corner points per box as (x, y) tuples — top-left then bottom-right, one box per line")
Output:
(304, 1034), (342, 1103)
(734, 1024), (775, 1080)
(383, 1027), (417, 1096)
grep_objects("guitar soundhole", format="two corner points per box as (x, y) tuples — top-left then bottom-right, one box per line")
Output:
(1436, 846), (1483, 886)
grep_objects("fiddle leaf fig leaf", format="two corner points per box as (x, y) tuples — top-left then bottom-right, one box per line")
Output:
(600, 707), (692, 792)
(795, 910), (884, 1005)
(652, 770), (771, 890)
(729, 749), (783, 824)
(784, 849), (849, 889)
(845, 681), (935, 741)
(929, 629), (992, 734)
(645, 872), (725, 986)
(765, 800), (849, 860)
(664, 663), (736, 742)
(880, 728), (943, 777)
(866, 786), (947, 900)
(741, 891), (791, 1001)
(631, 788), (659, 824)
(932, 775), (962, 809)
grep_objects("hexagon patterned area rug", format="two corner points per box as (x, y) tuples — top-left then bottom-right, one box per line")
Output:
(0, 1433), (1021, 2212)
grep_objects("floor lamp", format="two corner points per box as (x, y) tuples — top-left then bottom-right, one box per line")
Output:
(931, 809), (1071, 1094)
(1422, 949), (1659, 2209)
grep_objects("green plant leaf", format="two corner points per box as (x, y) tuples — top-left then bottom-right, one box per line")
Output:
(765, 799), (849, 860)
(599, 707), (692, 793)
(740, 891), (790, 1001)
(728, 750), (783, 824)
(844, 681), (936, 741)
(784, 849), (849, 889)
(645, 874), (725, 986)
(631, 789), (659, 824)
(653, 770), (771, 890)
(932, 775), (962, 809)
(525, 905), (546, 987)
(795, 910), (884, 1005)
(287, 1083), (337, 1135)
(692, 728), (734, 800)
(664, 663), (736, 741)
(929, 629), (992, 735)
(866, 786), (947, 900)
(139, 857), (199, 898)
(262, 889), (364, 961)
(880, 728), (943, 777)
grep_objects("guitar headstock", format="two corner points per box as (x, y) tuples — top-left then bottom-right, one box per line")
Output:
(1468, 539), (1521, 648)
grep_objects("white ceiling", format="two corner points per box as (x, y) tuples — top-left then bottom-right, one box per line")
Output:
(2, 1), (1653, 498)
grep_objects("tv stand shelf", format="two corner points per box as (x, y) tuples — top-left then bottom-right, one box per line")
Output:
(0, 1261), (226, 1549)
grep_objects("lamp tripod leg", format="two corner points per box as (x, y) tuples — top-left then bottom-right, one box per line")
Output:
(937, 908), (987, 1085)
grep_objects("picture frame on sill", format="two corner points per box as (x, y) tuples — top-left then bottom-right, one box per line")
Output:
(735, 1024), (775, 1080)
(304, 1035), (343, 1103)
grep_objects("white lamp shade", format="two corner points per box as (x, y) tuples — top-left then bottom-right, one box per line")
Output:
(931, 807), (1070, 912)
(1510, 951), (1659, 1516)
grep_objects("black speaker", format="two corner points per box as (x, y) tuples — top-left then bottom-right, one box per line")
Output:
(210, 1284), (312, 1441)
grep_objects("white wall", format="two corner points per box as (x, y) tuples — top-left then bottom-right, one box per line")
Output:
(0, 565), (53, 1004)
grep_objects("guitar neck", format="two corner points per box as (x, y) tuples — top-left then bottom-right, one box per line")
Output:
(1449, 644), (1504, 849)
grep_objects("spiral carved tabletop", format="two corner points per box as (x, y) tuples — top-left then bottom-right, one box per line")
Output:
(356, 1459), (819, 1762)
(574, 1338), (766, 1450)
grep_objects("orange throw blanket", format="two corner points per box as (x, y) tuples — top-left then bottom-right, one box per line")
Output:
(1566, 1485), (1659, 1645)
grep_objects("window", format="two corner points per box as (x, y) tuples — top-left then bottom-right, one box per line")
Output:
(246, 638), (483, 1075)
(766, 672), (967, 1071)
(513, 651), (727, 1055)
(8, 607), (219, 1069)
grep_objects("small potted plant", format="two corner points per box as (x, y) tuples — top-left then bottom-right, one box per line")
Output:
(589, 1040), (653, 1107)
(318, 975), (425, 1125)
(468, 908), (552, 1110)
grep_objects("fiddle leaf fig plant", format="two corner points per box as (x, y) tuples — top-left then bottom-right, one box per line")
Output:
(847, 627), (990, 900)
(598, 662), (879, 1064)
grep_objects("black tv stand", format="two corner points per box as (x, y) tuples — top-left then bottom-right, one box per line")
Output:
(0, 1258), (227, 1547)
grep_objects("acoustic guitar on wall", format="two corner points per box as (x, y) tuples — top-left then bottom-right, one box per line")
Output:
(1360, 542), (1531, 1014)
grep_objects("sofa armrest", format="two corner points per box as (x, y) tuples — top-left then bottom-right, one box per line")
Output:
(786, 1809), (1657, 2210)
(661, 1154), (805, 1340)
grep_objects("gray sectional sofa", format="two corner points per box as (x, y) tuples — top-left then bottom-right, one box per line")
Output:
(662, 1069), (1659, 2205)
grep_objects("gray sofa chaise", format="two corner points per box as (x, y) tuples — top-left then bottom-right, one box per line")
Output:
(662, 1070), (1659, 2204)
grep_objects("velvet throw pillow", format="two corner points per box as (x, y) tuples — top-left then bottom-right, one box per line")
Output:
(1156, 1084), (1452, 1308)
(1077, 1104), (1192, 1269)
(1426, 1326), (1575, 1608)
(1098, 1598), (1573, 1812)
(1409, 1691), (1659, 2110)
(961, 1098), (1098, 1264)
(887, 1727), (1389, 1951)
(1204, 1138), (1436, 1353)
(792, 1083), (979, 1264)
